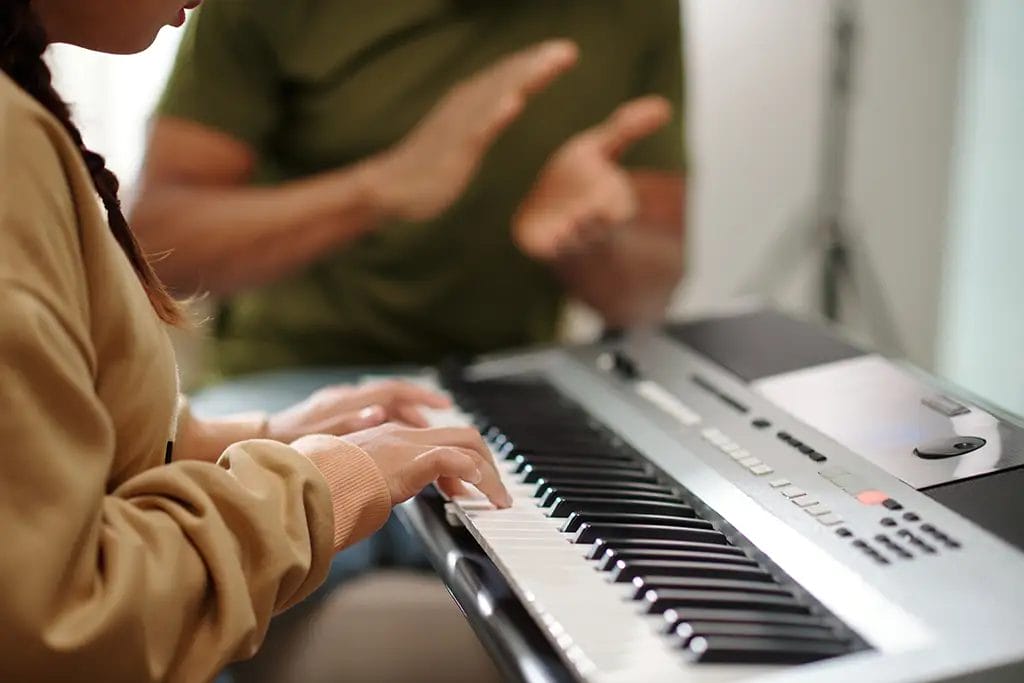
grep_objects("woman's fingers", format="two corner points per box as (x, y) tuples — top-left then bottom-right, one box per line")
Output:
(361, 380), (452, 410)
(395, 403), (430, 428)
(334, 405), (388, 434)
(420, 447), (510, 509)
(436, 476), (471, 499)
(411, 426), (504, 487)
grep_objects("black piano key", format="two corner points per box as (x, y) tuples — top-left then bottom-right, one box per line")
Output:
(513, 455), (638, 474)
(498, 433), (613, 451)
(547, 497), (696, 519)
(535, 479), (674, 499)
(521, 464), (655, 484)
(537, 486), (679, 508)
(561, 513), (713, 534)
(573, 523), (729, 545)
(675, 621), (842, 645)
(632, 577), (790, 600)
(684, 635), (848, 664)
(587, 539), (746, 561)
(610, 560), (772, 584)
(596, 549), (757, 571)
(661, 608), (830, 635)
(507, 450), (634, 466)
(483, 419), (594, 438)
(642, 589), (810, 615)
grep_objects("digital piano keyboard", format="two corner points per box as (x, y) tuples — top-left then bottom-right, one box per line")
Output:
(399, 309), (1024, 683)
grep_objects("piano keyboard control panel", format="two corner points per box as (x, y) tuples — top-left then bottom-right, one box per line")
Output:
(417, 321), (1024, 683)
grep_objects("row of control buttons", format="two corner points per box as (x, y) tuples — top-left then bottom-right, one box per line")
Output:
(777, 431), (827, 463)
(853, 539), (892, 564)
(701, 428), (775, 476)
(769, 478), (843, 526)
(874, 534), (915, 559)
(840, 510), (958, 567)
(920, 524), (961, 549)
(881, 512), (961, 551)
(895, 529), (936, 554)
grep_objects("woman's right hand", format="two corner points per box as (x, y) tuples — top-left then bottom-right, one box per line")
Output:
(292, 424), (512, 509)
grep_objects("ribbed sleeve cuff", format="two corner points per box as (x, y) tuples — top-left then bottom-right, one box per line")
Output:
(306, 441), (392, 552)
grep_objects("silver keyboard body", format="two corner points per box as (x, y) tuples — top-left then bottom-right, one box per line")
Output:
(416, 327), (1024, 683)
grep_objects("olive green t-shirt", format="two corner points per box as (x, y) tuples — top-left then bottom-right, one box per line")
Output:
(158, 0), (684, 376)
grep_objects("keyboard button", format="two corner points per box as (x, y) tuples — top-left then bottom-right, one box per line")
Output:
(779, 486), (806, 499)
(749, 464), (774, 475)
(817, 513), (843, 526)
(792, 497), (819, 508)
(882, 498), (904, 511)
(768, 478), (791, 488)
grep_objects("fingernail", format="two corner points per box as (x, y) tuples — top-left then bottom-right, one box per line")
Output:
(503, 491), (514, 508)
(469, 469), (482, 484)
(360, 406), (384, 421)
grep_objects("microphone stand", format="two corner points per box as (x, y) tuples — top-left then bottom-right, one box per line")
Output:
(737, 0), (903, 354)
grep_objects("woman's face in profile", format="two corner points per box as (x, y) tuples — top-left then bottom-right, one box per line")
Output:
(33, 0), (201, 54)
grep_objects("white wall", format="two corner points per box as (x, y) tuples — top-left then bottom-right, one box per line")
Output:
(938, 0), (1024, 415)
(678, 0), (966, 372)
(49, 27), (183, 197)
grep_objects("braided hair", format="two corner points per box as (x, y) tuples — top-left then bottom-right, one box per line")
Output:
(0, 0), (182, 325)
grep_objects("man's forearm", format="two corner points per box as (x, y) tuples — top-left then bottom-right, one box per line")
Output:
(553, 171), (685, 328)
(131, 163), (386, 296)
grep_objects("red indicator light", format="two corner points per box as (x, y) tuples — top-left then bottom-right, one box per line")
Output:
(856, 490), (889, 505)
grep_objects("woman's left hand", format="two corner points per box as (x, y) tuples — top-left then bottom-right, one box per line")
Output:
(267, 380), (452, 443)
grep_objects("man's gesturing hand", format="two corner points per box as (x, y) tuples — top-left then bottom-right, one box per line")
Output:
(366, 40), (579, 222)
(513, 96), (673, 260)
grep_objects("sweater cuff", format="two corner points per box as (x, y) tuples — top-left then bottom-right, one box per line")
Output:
(306, 440), (392, 552)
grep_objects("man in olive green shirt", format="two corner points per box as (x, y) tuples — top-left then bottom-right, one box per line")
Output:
(134, 0), (686, 377)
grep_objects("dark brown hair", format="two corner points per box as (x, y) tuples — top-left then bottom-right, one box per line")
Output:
(0, 0), (183, 325)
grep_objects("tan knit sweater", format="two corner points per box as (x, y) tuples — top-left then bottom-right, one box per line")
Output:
(0, 72), (391, 682)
